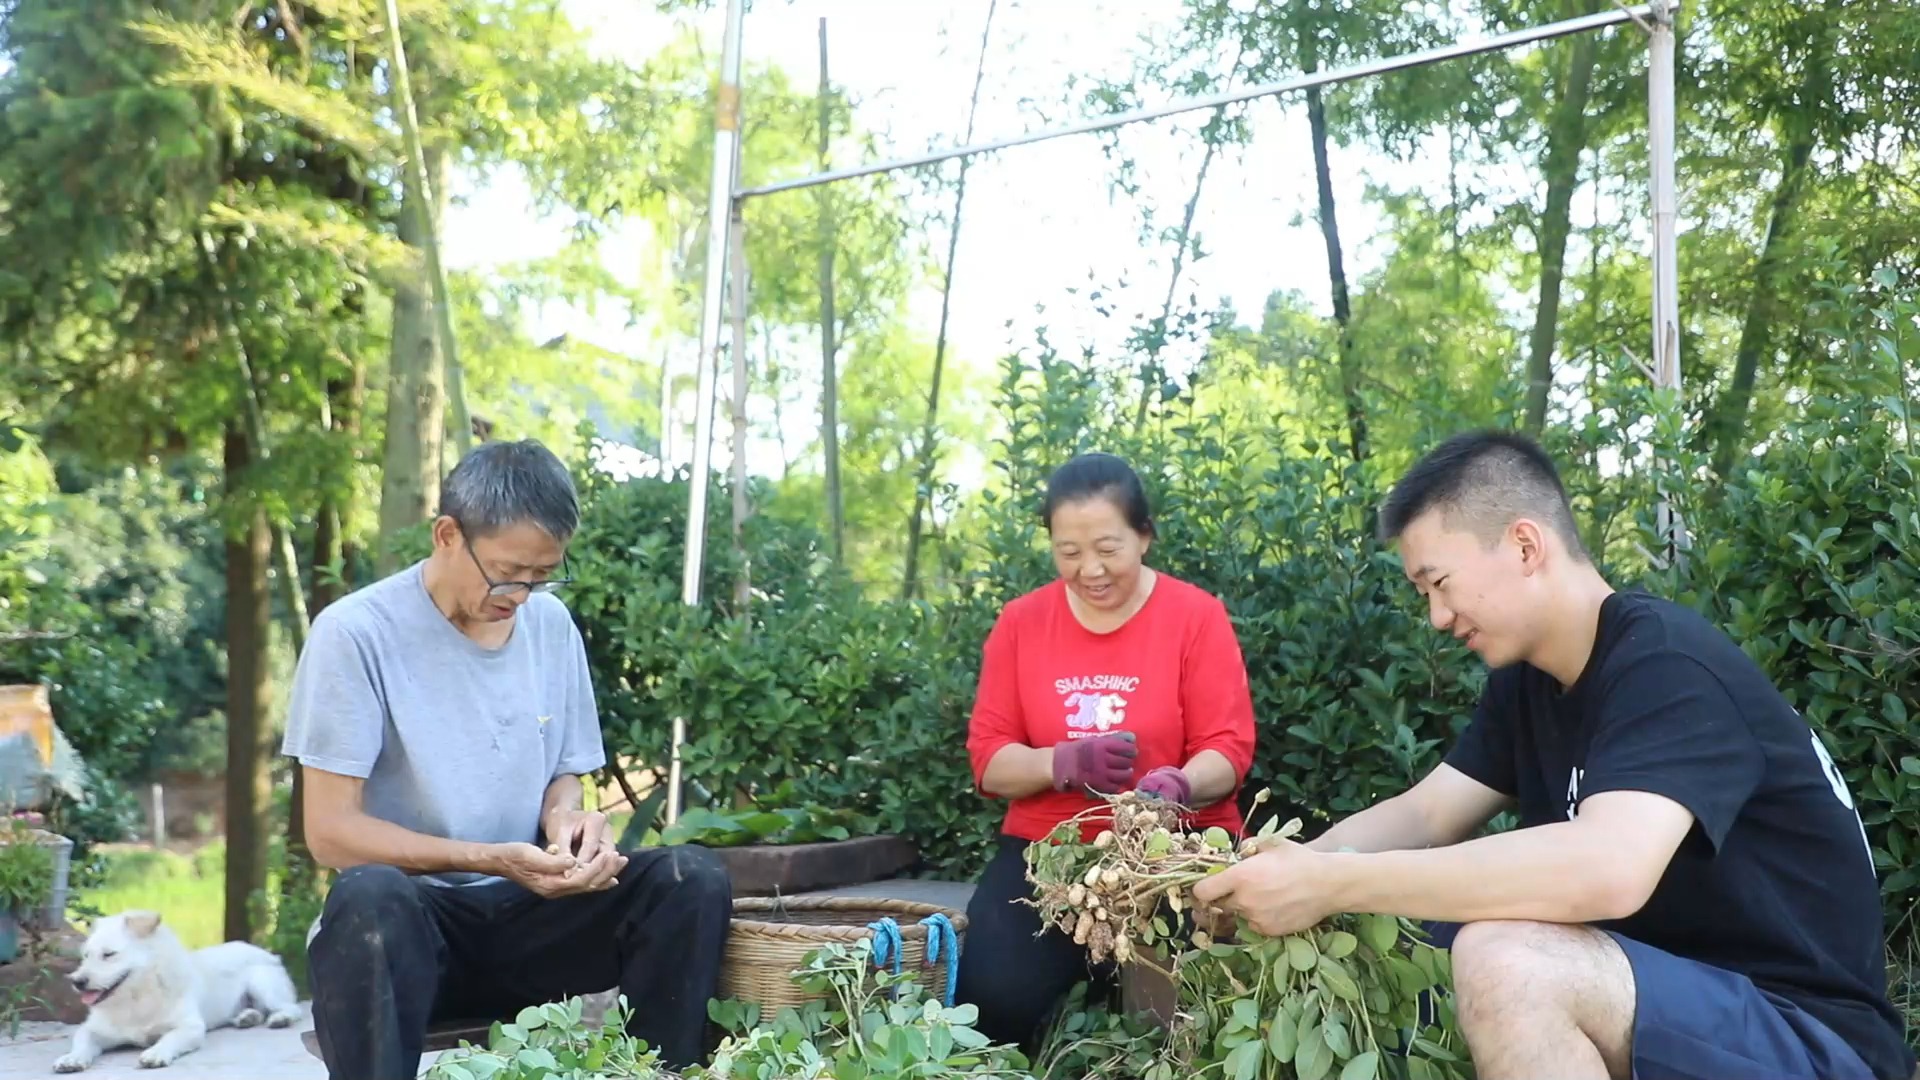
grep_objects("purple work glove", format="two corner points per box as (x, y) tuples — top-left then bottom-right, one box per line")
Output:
(1135, 766), (1192, 806)
(1051, 733), (1138, 794)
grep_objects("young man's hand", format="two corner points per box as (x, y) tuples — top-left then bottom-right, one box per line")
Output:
(1191, 837), (1341, 938)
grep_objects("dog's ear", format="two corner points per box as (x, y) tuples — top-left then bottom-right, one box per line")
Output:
(123, 911), (163, 938)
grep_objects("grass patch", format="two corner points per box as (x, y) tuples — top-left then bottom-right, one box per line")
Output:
(73, 844), (226, 951)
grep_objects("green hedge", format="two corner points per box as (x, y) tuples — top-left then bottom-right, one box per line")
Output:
(564, 465), (1005, 875)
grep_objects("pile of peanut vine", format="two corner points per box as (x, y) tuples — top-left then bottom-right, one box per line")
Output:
(1024, 791), (1474, 1080)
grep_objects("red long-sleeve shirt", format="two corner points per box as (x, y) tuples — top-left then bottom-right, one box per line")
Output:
(966, 574), (1258, 842)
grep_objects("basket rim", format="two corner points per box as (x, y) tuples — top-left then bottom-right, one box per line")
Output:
(729, 895), (969, 942)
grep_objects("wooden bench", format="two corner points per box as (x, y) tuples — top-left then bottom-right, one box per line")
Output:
(301, 1019), (497, 1061)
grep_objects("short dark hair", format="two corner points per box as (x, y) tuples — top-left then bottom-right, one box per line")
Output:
(439, 439), (580, 541)
(1377, 430), (1588, 561)
(1042, 452), (1154, 538)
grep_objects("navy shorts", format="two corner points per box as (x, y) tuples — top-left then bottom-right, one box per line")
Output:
(1421, 922), (1875, 1080)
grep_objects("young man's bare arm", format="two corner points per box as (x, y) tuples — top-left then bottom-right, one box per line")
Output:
(1306, 763), (1511, 854)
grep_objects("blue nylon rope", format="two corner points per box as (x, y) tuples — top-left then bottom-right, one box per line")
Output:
(867, 917), (904, 995)
(918, 913), (961, 1007)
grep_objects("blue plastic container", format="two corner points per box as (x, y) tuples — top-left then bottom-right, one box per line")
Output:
(0, 907), (19, 964)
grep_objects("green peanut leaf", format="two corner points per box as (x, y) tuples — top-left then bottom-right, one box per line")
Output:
(1324, 930), (1358, 959)
(1359, 913), (1399, 955)
(1287, 935), (1321, 972)
(1386, 955), (1429, 995)
(1267, 1006), (1298, 1063)
(1341, 1050), (1382, 1080)
(1320, 957), (1362, 1000)
(1324, 1017), (1353, 1058)
(1298, 1023), (1333, 1080)
(1226, 1038), (1263, 1080)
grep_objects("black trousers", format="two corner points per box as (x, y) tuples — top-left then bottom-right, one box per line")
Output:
(953, 834), (1116, 1051)
(307, 845), (732, 1080)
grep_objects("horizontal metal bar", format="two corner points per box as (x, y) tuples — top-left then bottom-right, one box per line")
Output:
(736, 4), (1654, 201)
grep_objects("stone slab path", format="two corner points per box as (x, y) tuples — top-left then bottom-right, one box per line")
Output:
(0, 1007), (450, 1079)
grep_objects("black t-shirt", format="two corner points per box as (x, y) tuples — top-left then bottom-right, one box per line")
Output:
(1445, 590), (1914, 1080)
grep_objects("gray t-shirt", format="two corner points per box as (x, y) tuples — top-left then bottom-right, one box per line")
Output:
(280, 560), (606, 885)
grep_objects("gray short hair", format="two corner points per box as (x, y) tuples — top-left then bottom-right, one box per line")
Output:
(439, 439), (580, 541)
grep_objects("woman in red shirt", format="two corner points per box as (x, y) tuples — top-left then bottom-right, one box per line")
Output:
(953, 452), (1257, 1049)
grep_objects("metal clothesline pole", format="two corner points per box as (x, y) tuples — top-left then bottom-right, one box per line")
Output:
(735, 4), (1656, 202)
(668, 0), (746, 826)
(1647, 0), (1690, 560)
(668, 0), (1676, 821)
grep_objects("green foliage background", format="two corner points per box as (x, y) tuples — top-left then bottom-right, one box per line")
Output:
(565, 278), (1920, 972)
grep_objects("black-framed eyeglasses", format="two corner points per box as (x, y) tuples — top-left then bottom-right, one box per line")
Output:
(464, 537), (573, 597)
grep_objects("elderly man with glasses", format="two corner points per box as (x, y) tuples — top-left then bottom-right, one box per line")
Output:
(282, 439), (732, 1080)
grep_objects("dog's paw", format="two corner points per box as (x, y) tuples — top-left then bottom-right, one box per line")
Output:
(232, 1008), (264, 1029)
(52, 1053), (90, 1073)
(136, 1047), (178, 1069)
(266, 1009), (300, 1029)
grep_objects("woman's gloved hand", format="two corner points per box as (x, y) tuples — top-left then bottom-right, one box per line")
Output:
(1050, 732), (1139, 794)
(1135, 765), (1192, 806)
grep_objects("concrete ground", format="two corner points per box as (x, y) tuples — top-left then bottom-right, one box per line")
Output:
(0, 1007), (456, 1078)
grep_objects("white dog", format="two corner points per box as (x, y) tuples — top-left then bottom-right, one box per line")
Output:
(54, 910), (302, 1072)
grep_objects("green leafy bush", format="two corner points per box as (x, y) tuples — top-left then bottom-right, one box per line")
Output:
(423, 942), (1030, 1080)
(563, 462), (1001, 876)
(423, 998), (671, 1080)
(1641, 277), (1920, 934)
(0, 817), (55, 917)
(702, 941), (1032, 1079)
(658, 802), (876, 848)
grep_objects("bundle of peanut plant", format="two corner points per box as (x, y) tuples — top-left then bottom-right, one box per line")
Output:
(1024, 791), (1473, 1080)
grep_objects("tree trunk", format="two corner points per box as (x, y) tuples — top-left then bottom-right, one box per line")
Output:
(377, 145), (449, 576)
(1448, 105), (1463, 301)
(382, 0), (471, 457)
(1522, 28), (1599, 434)
(658, 342), (675, 464)
(223, 426), (274, 944)
(313, 362), (364, 611)
(1304, 82), (1367, 462)
(1132, 39), (1245, 435)
(816, 18), (844, 562)
(768, 322), (792, 480)
(1705, 134), (1814, 478)
(904, 0), (997, 600)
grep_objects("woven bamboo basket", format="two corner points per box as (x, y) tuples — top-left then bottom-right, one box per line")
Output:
(722, 896), (968, 1009)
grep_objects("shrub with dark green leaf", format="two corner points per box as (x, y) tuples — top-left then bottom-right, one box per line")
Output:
(560, 281), (1920, 979)
(1636, 277), (1920, 944)
(563, 459), (1002, 876)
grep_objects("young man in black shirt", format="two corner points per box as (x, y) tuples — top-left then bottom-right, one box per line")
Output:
(1195, 431), (1913, 1080)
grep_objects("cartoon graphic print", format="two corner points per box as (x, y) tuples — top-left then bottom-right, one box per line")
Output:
(1064, 691), (1129, 732)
